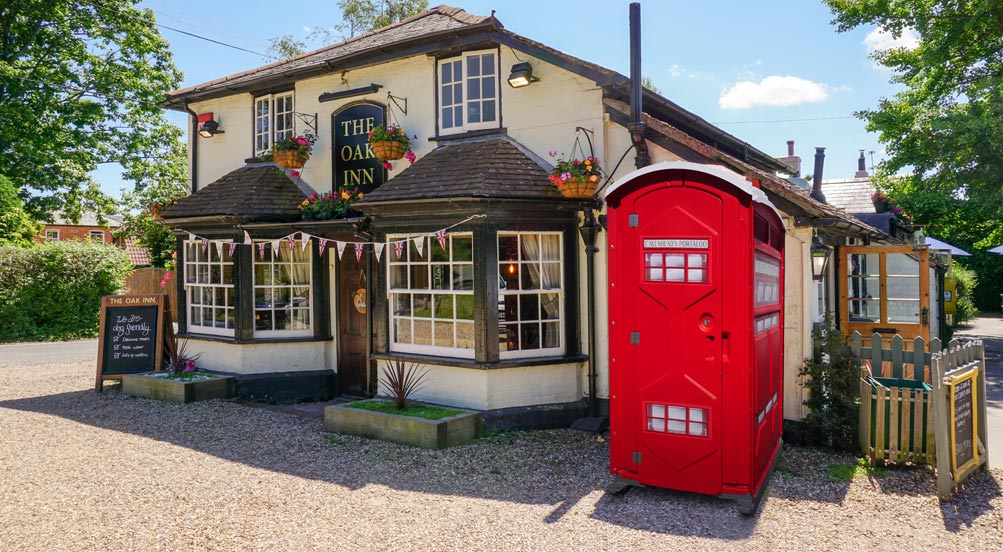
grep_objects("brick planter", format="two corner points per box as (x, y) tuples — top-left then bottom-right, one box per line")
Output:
(324, 403), (482, 449)
(122, 373), (236, 404)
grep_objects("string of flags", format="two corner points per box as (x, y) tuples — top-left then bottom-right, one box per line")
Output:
(184, 214), (486, 263)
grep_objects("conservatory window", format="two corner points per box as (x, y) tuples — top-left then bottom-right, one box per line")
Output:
(253, 239), (312, 337)
(498, 232), (563, 358)
(184, 240), (235, 336)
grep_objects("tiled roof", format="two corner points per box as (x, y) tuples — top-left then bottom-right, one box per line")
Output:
(159, 163), (307, 221)
(163, 6), (495, 107)
(358, 136), (562, 203)
(48, 210), (122, 227)
(821, 178), (876, 214)
(122, 237), (152, 266)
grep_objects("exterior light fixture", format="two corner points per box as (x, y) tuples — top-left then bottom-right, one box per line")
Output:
(507, 62), (539, 88)
(811, 237), (831, 281)
(197, 113), (224, 138)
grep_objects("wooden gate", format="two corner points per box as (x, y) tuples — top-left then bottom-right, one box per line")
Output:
(124, 268), (177, 317)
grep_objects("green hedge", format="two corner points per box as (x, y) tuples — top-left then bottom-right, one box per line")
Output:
(0, 242), (133, 342)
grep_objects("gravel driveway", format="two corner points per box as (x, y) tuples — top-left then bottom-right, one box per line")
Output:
(1, 357), (1001, 551)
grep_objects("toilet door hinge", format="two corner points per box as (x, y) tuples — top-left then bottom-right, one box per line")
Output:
(633, 451), (642, 464)
(630, 331), (640, 344)
(628, 214), (639, 227)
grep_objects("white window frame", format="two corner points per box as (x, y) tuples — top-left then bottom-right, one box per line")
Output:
(387, 233), (475, 358)
(254, 91), (295, 157)
(45, 229), (59, 242)
(183, 240), (235, 337)
(437, 49), (499, 135)
(89, 230), (105, 243)
(252, 239), (313, 338)
(498, 231), (564, 359)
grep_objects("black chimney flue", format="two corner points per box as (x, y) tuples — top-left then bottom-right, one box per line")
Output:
(855, 150), (869, 178)
(628, 2), (650, 168)
(811, 147), (827, 203)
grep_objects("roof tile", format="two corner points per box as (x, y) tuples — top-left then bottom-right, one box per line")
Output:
(159, 163), (307, 221)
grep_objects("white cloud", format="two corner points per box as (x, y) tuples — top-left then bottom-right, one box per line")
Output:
(667, 64), (709, 80)
(718, 76), (830, 110)
(863, 27), (919, 53)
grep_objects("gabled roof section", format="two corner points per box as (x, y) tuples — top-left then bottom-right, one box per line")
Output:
(162, 6), (498, 109)
(821, 177), (877, 214)
(46, 210), (122, 227)
(159, 163), (307, 221)
(357, 136), (561, 204)
(122, 237), (153, 266)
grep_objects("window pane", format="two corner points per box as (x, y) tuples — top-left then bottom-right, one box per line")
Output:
(501, 262), (519, 291)
(442, 61), (452, 82)
(410, 265), (429, 289)
(467, 57), (480, 77)
(688, 254), (706, 268)
(481, 53), (494, 75)
(442, 84), (453, 106)
(522, 263), (540, 290)
(442, 107), (453, 128)
(452, 265), (473, 290)
(688, 269), (706, 282)
(668, 406), (687, 420)
(648, 268), (663, 281)
(520, 294), (539, 321)
(433, 295), (452, 319)
(467, 79), (481, 100)
(390, 265), (408, 289)
(540, 235), (560, 260)
(467, 101), (481, 123)
(413, 320), (433, 346)
(452, 236), (472, 261)
(395, 318), (413, 344)
(292, 287), (310, 308)
(887, 253), (919, 276)
(456, 321), (474, 349)
(293, 309), (310, 329)
(453, 106), (462, 127)
(455, 295), (474, 320)
(667, 268), (685, 282)
(499, 235), (519, 261)
(541, 293), (560, 320)
(502, 296), (518, 323)
(666, 254), (685, 267)
(888, 300), (920, 323)
(542, 322), (560, 348)
(482, 76), (495, 99)
(413, 294), (432, 318)
(520, 324), (540, 350)
(887, 276), (919, 300)
(191, 307), (202, 326)
(431, 265), (449, 290)
(541, 264), (560, 289)
(393, 293), (412, 316)
(434, 321), (453, 348)
(500, 324), (517, 351)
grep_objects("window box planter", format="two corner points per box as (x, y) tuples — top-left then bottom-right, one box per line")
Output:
(122, 372), (236, 403)
(324, 401), (482, 449)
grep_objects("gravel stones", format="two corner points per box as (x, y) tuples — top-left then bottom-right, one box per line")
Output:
(1, 358), (1001, 551)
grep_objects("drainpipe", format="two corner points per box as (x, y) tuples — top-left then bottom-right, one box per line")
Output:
(627, 2), (650, 169)
(183, 101), (199, 194)
(580, 209), (600, 417)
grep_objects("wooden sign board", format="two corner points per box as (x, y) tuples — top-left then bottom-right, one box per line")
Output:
(948, 366), (980, 476)
(95, 294), (170, 391)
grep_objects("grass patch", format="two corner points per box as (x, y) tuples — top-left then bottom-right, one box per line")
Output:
(157, 371), (217, 381)
(826, 458), (886, 482)
(345, 399), (464, 420)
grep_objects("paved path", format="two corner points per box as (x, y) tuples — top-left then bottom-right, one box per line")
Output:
(953, 315), (1003, 465)
(0, 339), (97, 366)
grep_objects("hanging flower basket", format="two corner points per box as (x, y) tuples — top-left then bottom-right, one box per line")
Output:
(274, 150), (309, 169)
(558, 175), (601, 198)
(371, 140), (409, 161)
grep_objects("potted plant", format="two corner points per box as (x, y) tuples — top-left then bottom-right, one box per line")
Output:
(271, 133), (316, 169)
(871, 191), (891, 213)
(298, 188), (364, 221)
(548, 151), (603, 198)
(121, 338), (236, 403)
(368, 124), (415, 162)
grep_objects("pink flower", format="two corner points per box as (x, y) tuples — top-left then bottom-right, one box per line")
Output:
(548, 150), (557, 157)
(159, 280), (166, 287)
(164, 272), (172, 280)
(405, 151), (416, 164)
(413, 134), (418, 139)
(309, 191), (317, 199)
(183, 359), (196, 372)
(296, 138), (309, 145)
(383, 161), (394, 170)
(560, 172), (571, 181)
(292, 171), (301, 178)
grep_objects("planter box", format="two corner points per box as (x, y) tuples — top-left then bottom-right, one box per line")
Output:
(324, 403), (482, 449)
(122, 373), (236, 404)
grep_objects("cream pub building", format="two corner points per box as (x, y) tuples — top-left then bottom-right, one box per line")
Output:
(160, 5), (881, 427)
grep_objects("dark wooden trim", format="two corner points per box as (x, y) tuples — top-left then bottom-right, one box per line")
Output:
(178, 333), (333, 345)
(319, 83), (383, 103)
(235, 244), (254, 341)
(473, 223), (498, 362)
(563, 221), (582, 356)
(370, 351), (588, 371)
(175, 235), (188, 333)
(313, 239), (330, 338)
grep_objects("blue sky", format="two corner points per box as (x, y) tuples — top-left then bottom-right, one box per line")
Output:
(96, 0), (912, 198)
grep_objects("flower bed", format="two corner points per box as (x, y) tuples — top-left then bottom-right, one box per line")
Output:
(122, 372), (235, 403)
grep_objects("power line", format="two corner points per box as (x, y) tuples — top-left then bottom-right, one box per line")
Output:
(714, 115), (856, 125)
(144, 1), (275, 43)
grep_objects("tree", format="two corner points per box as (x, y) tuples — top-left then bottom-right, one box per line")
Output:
(826, 0), (1003, 310)
(641, 75), (661, 95)
(0, 1), (183, 222)
(0, 175), (41, 247)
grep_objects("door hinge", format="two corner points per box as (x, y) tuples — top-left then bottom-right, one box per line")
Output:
(628, 214), (639, 227)
(632, 451), (642, 464)
(630, 331), (640, 344)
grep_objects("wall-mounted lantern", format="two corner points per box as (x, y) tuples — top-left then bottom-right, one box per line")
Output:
(811, 237), (831, 281)
(507, 62), (540, 88)
(197, 113), (224, 138)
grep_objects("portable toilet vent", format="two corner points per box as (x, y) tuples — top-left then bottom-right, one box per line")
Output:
(604, 162), (785, 515)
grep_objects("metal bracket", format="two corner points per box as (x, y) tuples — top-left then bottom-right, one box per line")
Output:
(628, 214), (639, 227)
(632, 451), (642, 464)
(388, 93), (407, 116)
(292, 112), (318, 135)
(630, 332), (640, 344)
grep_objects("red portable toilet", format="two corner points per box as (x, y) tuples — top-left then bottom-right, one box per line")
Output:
(604, 162), (784, 514)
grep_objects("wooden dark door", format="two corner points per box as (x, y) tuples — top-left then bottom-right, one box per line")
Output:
(338, 253), (368, 395)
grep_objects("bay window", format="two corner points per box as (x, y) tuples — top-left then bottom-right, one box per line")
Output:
(498, 232), (563, 358)
(253, 239), (312, 337)
(184, 240), (235, 336)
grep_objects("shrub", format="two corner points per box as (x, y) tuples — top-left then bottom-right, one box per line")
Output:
(799, 320), (860, 451)
(0, 241), (133, 342)
(952, 265), (979, 325)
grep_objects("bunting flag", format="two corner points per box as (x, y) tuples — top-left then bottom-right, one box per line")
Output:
(200, 238), (209, 253)
(227, 242), (238, 257)
(354, 243), (364, 262)
(188, 232), (197, 243)
(318, 239), (328, 257)
(286, 234), (296, 249)
(257, 242), (266, 260)
(272, 239), (281, 258)
(394, 240), (405, 260)
(300, 233), (311, 251)
(243, 231), (252, 246)
(374, 242), (386, 263)
(336, 240), (348, 259)
(412, 236), (424, 257)
(214, 240), (224, 258)
(435, 228), (448, 251)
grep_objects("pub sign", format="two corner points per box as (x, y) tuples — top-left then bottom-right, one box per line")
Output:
(332, 102), (386, 195)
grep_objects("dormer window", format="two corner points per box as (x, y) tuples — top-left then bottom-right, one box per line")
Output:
(437, 50), (499, 135)
(253, 91), (294, 157)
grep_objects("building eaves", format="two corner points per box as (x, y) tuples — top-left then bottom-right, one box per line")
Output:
(159, 163), (307, 222)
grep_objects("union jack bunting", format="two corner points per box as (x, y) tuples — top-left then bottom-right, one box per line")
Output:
(257, 242), (266, 260)
(227, 243), (237, 257)
(318, 239), (328, 257)
(394, 240), (405, 260)
(287, 234), (296, 249)
(354, 243), (364, 262)
(272, 239), (281, 258)
(200, 238), (209, 253)
(435, 228), (448, 251)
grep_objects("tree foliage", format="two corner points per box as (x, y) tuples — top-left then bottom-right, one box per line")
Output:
(825, 0), (1003, 310)
(799, 320), (860, 451)
(0, 1), (182, 221)
(0, 175), (41, 247)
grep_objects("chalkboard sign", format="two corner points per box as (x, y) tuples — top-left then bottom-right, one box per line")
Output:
(96, 294), (168, 391)
(949, 368), (980, 474)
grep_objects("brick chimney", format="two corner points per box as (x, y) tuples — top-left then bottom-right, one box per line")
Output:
(854, 150), (869, 178)
(778, 140), (802, 177)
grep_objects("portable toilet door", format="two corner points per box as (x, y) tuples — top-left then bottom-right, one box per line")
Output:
(604, 162), (784, 514)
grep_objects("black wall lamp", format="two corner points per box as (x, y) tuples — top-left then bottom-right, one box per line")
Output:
(507, 62), (540, 88)
(197, 113), (224, 138)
